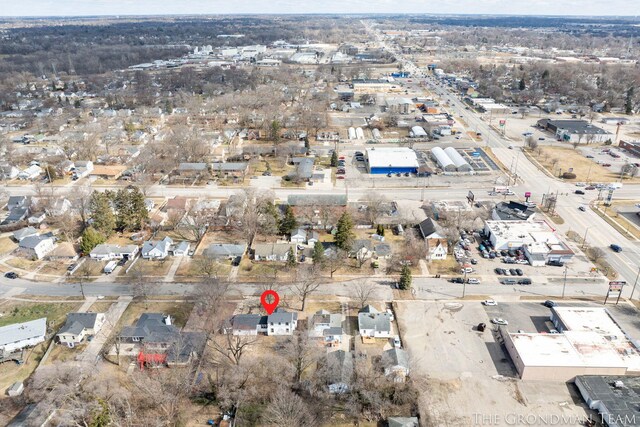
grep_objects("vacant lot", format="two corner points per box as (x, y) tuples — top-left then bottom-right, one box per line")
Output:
(527, 146), (622, 182)
(0, 300), (82, 328)
(395, 301), (591, 426)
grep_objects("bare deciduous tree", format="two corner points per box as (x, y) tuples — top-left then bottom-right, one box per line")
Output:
(212, 333), (258, 365)
(293, 269), (321, 311)
(352, 280), (376, 308)
(261, 387), (316, 427)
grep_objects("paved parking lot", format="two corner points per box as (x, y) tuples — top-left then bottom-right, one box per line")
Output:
(578, 145), (637, 175)
(482, 300), (640, 338)
(395, 301), (592, 426)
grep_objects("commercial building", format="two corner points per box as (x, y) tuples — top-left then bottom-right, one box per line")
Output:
(619, 140), (640, 157)
(385, 97), (414, 114)
(537, 119), (611, 144)
(365, 147), (419, 174)
(483, 220), (574, 265)
(575, 375), (640, 427)
(503, 307), (640, 381)
(492, 201), (536, 221)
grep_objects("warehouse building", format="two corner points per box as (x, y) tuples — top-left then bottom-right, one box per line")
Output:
(444, 147), (472, 172)
(431, 147), (456, 172)
(503, 307), (640, 381)
(430, 147), (471, 172)
(409, 126), (427, 138)
(483, 220), (574, 265)
(365, 147), (419, 174)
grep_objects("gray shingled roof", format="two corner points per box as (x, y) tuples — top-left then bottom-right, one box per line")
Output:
(204, 243), (246, 258)
(231, 314), (267, 330)
(358, 306), (391, 333)
(383, 348), (410, 370)
(268, 308), (297, 324)
(58, 313), (100, 336)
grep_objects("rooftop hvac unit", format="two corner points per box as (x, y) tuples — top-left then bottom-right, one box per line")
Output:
(614, 381), (625, 388)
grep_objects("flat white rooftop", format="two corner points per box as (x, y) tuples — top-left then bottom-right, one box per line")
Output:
(509, 307), (640, 372)
(366, 147), (419, 169)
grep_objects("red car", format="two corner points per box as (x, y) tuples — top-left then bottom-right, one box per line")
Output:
(337, 176), (345, 180)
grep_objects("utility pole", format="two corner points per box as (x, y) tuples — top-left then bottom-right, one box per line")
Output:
(582, 226), (591, 249)
(631, 267), (640, 301)
(562, 265), (568, 299)
(462, 269), (468, 298)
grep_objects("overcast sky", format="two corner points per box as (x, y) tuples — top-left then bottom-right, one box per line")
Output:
(2, 1), (639, 17)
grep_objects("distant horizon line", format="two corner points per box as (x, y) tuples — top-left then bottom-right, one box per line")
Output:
(1, 13), (640, 19)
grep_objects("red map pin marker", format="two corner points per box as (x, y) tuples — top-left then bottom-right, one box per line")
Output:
(260, 290), (279, 315)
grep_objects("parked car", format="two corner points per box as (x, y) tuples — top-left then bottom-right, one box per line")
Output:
(502, 279), (517, 285)
(610, 244), (623, 253)
(509, 268), (518, 276)
(483, 299), (497, 306)
(470, 258), (478, 265)
(578, 206), (586, 212)
(468, 278), (481, 285)
(585, 186), (595, 190)
(575, 190), (585, 195)
(515, 269), (524, 276)
(543, 300), (557, 308)
(231, 256), (241, 266)
(495, 268), (503, 275)
(461, 267), (474, 274)
(518, 278), (532, 285)
(4, 272), (18, 279)
(586, 155), (594, 158)
(450, 277), (465, 284)
(491, 318), (508, 325)
(547, 260), (564, 267)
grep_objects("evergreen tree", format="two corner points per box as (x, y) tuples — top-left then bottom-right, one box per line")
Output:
(114, 186), (148, 231)
(89, 192), (115, 236)
(330, 151), (338, 167)
(334, 212), (355, 252)
(312, 241), (325, 266)
(260, 201), (281, 235)
(89, 399), (111, 427)
(376, 224), (385, 236)
(270, 120), (281, 144)
(286, 247), (297, 268)
(80, 227), (106, 254)
(279, 205), (298, 235)
(626, 87), (635, 115)
(399, 264), (412, 290)
(519, 78), (526, 91)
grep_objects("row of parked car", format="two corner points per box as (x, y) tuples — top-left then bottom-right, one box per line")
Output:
(495, 267), (524, 276)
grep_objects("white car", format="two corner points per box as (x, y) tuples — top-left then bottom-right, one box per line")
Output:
(491, 318), (508, 325)
(483, 299), (497, 306)
(468, 278), (481, 285)
(461, 267), (474, 274)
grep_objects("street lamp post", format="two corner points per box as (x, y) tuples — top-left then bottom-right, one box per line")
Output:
(561, 265), (568, 299)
